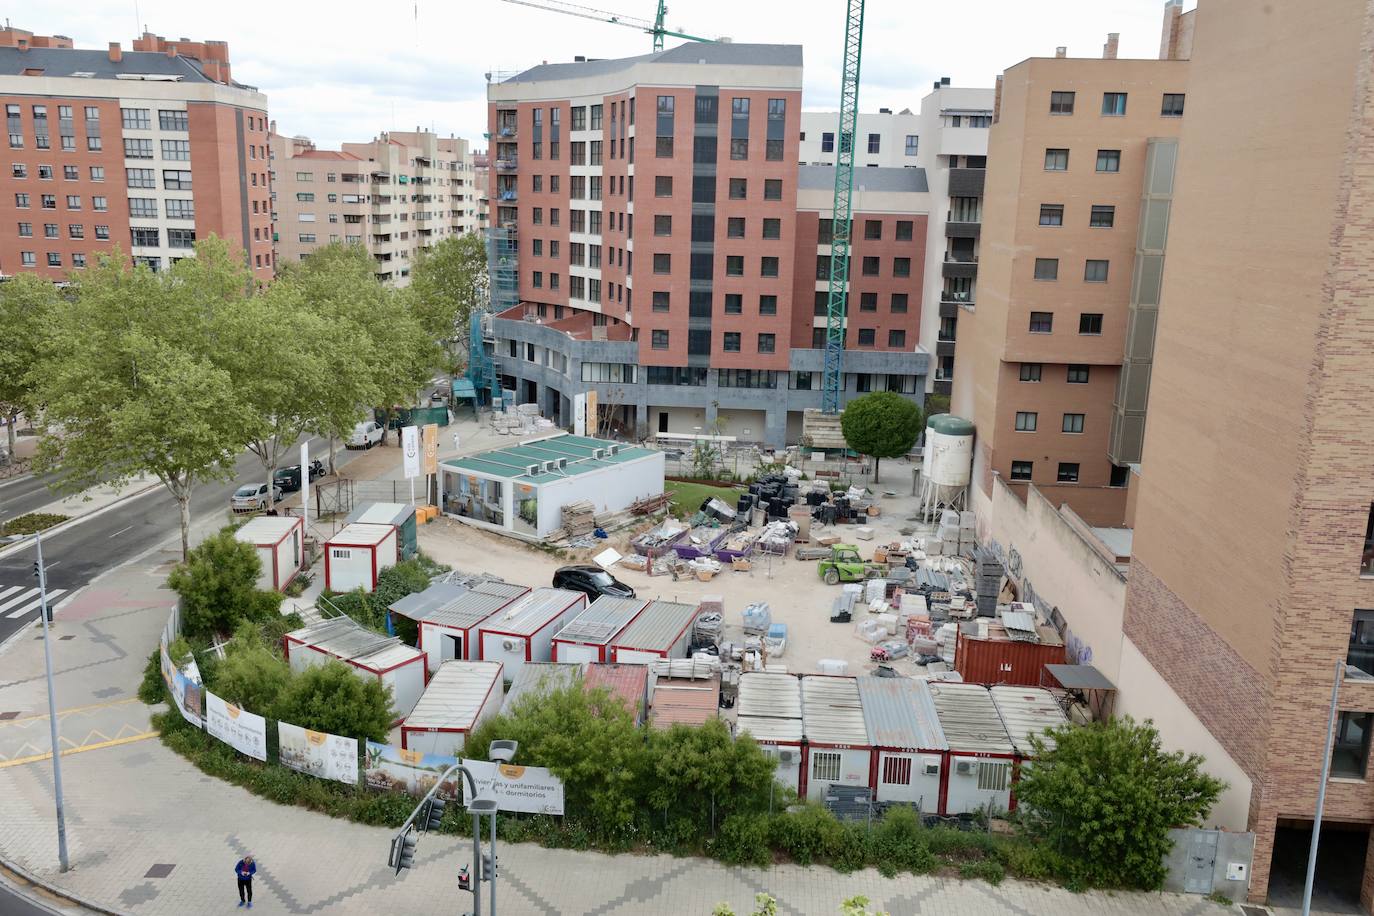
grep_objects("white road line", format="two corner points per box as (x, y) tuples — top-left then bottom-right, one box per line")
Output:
(5, 588), (65, 619)
(0, 588), (38, 614)
(108, 525), (133, 539)
(0, 586), (22, 602)
(44, 561), (59, 570)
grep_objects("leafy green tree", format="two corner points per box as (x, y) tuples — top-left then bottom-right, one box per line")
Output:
(209, 621), (293, 716)
(34, 243), (261, 557)
(1014, 716), (1225, 889)
(0, 275), (58, 462)
(167, 528), (283, 640)
(407, 232), (488, 347)
(840, 391), (923, 481)
(274, 660), (394, 741)
(646, 719), (775, 833)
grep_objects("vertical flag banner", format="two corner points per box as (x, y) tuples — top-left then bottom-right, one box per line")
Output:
(402, 425), (421, 479)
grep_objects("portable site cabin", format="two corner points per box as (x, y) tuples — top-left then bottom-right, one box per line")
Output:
(233, 515), (304, 592)
(650, 676), (721, 729)
(583, 663), (649, 725)
(477, 587), (588, 680)
(344, 502), (419, 561)
(323, 523), (398, 594)
(857, 676), (948, 810)
(800, 676), (872, 802)
(607, 599), (699, 665)
(551, 596), (648, 663)
(503, 661), (582, 712)
(927, 682), (1016, 816)
(284, 617), (427, 721)
(392, 580), (531, 674)
(438, 433), (665, 540)
(989, 685), (1069, 806)
(400, 661), (505, 756)
(736, 672), (804, 793)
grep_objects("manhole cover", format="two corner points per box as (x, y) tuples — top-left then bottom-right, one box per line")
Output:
(1239, 906), (1269, 916)
(59, 635), (75, 641)
(144, 864), (176, 879)
(0, 712), (19, 720)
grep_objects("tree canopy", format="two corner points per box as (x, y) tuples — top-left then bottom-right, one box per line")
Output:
(0, 275), (58, 460)
(406, 232), (488, 347)
(840, 391), (924, 480)
(167, 527), (283, 641)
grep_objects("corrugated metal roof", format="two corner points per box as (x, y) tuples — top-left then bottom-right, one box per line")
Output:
(737, 672), (802, 720)
(326, 522), (393, 547)
(408, 581), (530, 629)
(288, 616), (397, 661)
(801, 676), (869, 746)
(584, 664), (647, 718)
(363, 642), (425, 671)
(504, 662), (582, 710)
(501, 43), (803, 84)
(554, 597), (647, 645)
(440, 433), (660, 484)
(989, 686), (1069, 756)
(345, 502), (415, 527)
(482, 588), (583, 636)
(650, 677), (720, 729)
(611, 599), (698, 652)
(404, 661), (503, 731)
(234, 516), (299, 544)
(389, 583), (469, 621)
(928, 682), (1014, 755)
(737, 715), (803, 744)
(857, 676), (948, 751)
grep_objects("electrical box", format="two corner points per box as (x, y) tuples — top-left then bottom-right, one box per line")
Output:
(1226, 862), (1247, 882)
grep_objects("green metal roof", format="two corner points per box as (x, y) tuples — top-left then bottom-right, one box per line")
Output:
(440, 434), (658, 485)
(927, 414), (975, 436)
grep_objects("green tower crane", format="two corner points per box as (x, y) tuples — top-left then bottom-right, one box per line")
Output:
(501, 0), (712, 52)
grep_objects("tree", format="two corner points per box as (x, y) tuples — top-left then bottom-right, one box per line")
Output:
(167, 528), (283, 641)
(840, 391), (923, 481)
(1014, 716), (1225, 890)
(273, 660), (394, 742)
(646, 720), (776, 833)
(0, 275), (58, 461)
(209, 621), (293, 716)
(407, 232), (489, 347)
(34, 243), (261, 558)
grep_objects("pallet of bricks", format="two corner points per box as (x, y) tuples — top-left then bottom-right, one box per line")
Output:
(561, 500), (597, 539)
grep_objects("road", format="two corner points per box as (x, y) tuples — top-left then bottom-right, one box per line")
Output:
(0, 438), (361, 645)
(0, 473), (64, 528)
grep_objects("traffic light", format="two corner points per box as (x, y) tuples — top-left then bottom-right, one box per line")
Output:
(421, 797), (445, 833)
(390, 828), (417, 876)
(480, 852), (497, 881)
(457, 865), (471, 892)
(32, 562), (40, 579)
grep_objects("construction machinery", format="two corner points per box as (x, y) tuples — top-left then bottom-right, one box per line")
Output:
(499, 0), (713, 52)
(817, 544), (888, 586)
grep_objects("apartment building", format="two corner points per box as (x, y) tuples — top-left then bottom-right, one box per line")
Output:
(270, 128), (480, 284)
(953, 36), (1187, 526)
(0, 27), (271, 280)
(799, 108), (921, 168)
(484, 44), (931, 447)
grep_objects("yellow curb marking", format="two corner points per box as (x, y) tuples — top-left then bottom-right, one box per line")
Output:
(0, 697), (141, 725)
(0, 731), (157, 768)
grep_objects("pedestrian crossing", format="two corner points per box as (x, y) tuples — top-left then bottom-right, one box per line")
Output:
(0, 584), (67, 619)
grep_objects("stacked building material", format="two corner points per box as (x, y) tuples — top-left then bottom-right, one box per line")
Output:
(562, 500), (597, 538)
(971, 546), (1003, 617)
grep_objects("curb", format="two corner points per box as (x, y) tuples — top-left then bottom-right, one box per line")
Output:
(0, 857), (128, 915)
(0, 480), (164, 561)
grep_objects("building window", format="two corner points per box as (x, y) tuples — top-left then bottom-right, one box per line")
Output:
(862, 256), (879, 276)
(905, 134), (918, 156)
(126, 168), (155, 189)
(718, 369), (777, 389)
(822, 132), (835, 153)
(72, 253), (86, 268)
(722, 332), (741, 352)
(295, 171), (313, 182)
(726, 217), (745, 239)
(764, 179), (782, 200)
(43, 223), (58, 239)
(651, 291), (670, 313)
(1062, 413), (1085, 434)
(163, 170), (192, 191)
(1057, 462), (1080, 483)
(726, 255), (744, 277)
(1079, 313), (1104, 334)
(654, 214), (671, 236)
(859, 292), (877, 312)
(128, 198), (156, 217)
(760, 295), (777, 315)
(719, 293), (741, 315)
(888, 329), (906, 348)
(1034, 258), (1059, 280)
(124, 138), (154, 159)
(1039, 204), (1064, 226)
(168, 228), (196, 248)
(165, 199), (195, 220)
(1029, 311), (1053, 333)
(1089, 205), (1115, 228)
(729, 178), (747, 200)
(758, 333), (776, 353)
(1084, 259), (1110, 282)
(158, 109), (189, 131)
(653, 253), (671, 274)
(68, 224), (83, 239)
(762, 218), (781, 240)
(94, 225), (109, 240)
(867, 133), (881, 154)
(62, 164), (77, 180)
(1044, 148), (1069, 171)
(895, 220), (913, 241)
(90, 166), (105, 182)
(760, 256), (779, 277)
(1015, 412), (1038, 432)
(160, 139), (191, 161)
(46, 252), (61, 267)
(1161, 93), (1186, 117)
(16, 221), (30, 237)
(857, 328), (876, 347)
(121, 108), (150, 130)
(1010, 461), (1033, 481)
(655, 175), (672, 197)
(1096, 149), (1121, 173)
(40, 194), (56, 209)
(893, 257), (911, 277)
(1066, 365), (1090, 384)
(1019, 363), (1042, 382)
(1049, 91), (1076, 115)
(1333, 711), (1372, 779)
(20, 252), (34, 266)
(1350, 610), (1374, 677)
(532, 239), (543, 257)
(651, 330), (669, 350)
(730, 137), (748, 160)
(130, 227), (160, 247)
(1101, 92), (1128, 116)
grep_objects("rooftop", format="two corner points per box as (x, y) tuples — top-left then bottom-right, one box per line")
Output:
(500, 43), (802, 84)
(441, 433), (658, 485)
(611, 599), (698, 652)
(481, 587), (583, 636)
(801, 676), (869, 746)
(928, 682), (1014, 756)
(404, 661), (504, 731)
(989, 686), (1070, 756)
(555, 597), (647, 645)
(857, 676), (948, 751)
(504, 661), (582, 710)
(0, 46), (242, 86)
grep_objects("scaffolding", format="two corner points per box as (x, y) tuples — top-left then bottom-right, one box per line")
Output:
(465, 226), (518, 409)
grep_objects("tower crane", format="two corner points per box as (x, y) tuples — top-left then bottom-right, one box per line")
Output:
(499, 0), (713, 52)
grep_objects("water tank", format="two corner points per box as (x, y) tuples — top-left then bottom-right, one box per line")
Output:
(923, 415), (974, 487)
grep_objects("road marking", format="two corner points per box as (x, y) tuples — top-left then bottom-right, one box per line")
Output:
(0, 697), (140, 726)
(4, 588), (65, 619)
(108, 525), (133, 539)
(0, 586), (21, 602)
(44, 561), (59, 570)
(0, 589), (37, 614)
(0, 730), (157, 769)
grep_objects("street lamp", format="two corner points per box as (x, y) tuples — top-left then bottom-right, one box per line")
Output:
(1, 531), (70, 872)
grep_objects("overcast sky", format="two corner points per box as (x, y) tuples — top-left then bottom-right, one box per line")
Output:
(46, 0), (1179, 149)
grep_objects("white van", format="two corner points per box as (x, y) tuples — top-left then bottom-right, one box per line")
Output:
(347, 420), (384, 449)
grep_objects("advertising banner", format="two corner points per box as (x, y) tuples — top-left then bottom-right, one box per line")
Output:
(586, 390), (598, 436)
(402, 425), (421, 479)
(159, 635), (204, 728)
(278, 721), (359, 785)
(205, 691), (268, 761)
(363, 740), (459, 800)
(460, 759), (565, 815)
(422, 423), (439, 475)
(573, 393), (587, 437)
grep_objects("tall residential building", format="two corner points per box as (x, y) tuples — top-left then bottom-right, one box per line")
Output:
(953, 36), (1187, 526)
(799, 108), (921, 168)
(0, 27), (271, 280)
(484, 44), (932, 446)
(269, 128), (480, 284)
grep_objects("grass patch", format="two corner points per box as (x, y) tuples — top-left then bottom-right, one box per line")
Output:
(664, 480), (739, 517)
(0, 512), (69, 537)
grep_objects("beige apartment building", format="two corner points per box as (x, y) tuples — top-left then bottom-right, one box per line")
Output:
(269, 127), (480, 284)
(954, 37), (1187, 526)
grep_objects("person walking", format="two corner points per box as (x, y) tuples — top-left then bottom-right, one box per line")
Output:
(234, 854), (257, 908)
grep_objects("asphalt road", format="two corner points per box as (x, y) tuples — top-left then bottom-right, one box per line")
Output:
(0, 473), (64, 527)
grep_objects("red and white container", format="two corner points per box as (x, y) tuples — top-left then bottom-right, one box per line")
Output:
(736, 672), (804, 795)
(323, 523), (398, 594)
(552, 596), (647, 664)
(401, 661), (505, 756)
(800, 675), (873, 801)
(607, 599), (699, 665)
(390, 581), (530, 674)
(234, 515), (305, 592)
(477, 588), (587, 681)
(284, 617), (427, 722)
(928, 682), (1016, 816)
(857, 675), (948, 809)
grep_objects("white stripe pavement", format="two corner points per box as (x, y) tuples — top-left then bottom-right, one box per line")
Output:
(2, 587), (66, 618)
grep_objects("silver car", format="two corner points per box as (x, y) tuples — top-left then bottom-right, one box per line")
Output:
(230, 482), (284, 513)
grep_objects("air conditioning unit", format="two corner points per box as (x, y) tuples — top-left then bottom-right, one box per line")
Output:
(542, 460), (558, 473)
(593, 448), (606, 460)
(924, 762), (940, 776)
(955, 760), (973, 776)
(555, 457), (568, 470)
(501, 638), (518, 651)
(607, 444), (621, 455)
(526, 463), (541, 476)
(777, 750), (794, 764)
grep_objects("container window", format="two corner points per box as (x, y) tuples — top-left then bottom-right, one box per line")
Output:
(811, 751), (841, 782)
(881, 755), (912, 785)
(977, 761), (1009, 791)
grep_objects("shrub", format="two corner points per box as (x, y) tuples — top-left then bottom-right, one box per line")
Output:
(273, 660), (394, 742)
(959, 859), (1006, 885)
(208, 623), (293, 717)
(769, 804), (844, 866)
(645, 720), (776, 835)
(712, 814), (772, 867)
(139, 647), (166, 704)
(0, 512), (68, 537)
(830, 822), (873, 873)
(870, 806), (935, 875)
(168, 528), (283, 640)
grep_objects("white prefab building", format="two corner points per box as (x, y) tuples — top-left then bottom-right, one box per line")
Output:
(400, 661), (505, 756)
(928, 682), (1016, 816)
(503, 661), (583, 712)
(607, 599), (699, 665)
(477, 588), (587, 680)
(323, 523), (398, 593)
(857, 676), (948, 810)
(438, 433), (666, 540)
(989, 685), (1069, 810)
(552, 597), (648, 664)
(800, 676), (872, 802)
(393, 581), (531, 674)
(737, 672), (804, 794)
(283, 617), (428, 722)
(233, 515), (305, 592)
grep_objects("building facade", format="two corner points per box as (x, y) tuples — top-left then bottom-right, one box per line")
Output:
(799, 108), (921, 168)
(485, 44), (931, 447)
(0, 28), (271, 280)
(269, 128), (480, 284)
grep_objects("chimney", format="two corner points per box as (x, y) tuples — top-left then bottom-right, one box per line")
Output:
(1103, 32), (1119, 59)
(1055, 46), (1067, 58)
(108, 41), (122, 62)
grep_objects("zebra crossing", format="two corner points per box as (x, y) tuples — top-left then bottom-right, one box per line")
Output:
(0, 583), (67, 619)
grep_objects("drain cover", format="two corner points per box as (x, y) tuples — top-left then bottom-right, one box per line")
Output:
(0, 712), (18, 720)
(1239, 906), (1269, 916)
(144, 864), (175, 879)
(59, 635), (75, 641)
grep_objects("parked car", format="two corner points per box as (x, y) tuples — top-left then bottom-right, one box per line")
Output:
(347, 420), (384, 449)
(552, 565), (636, 600)
(273, 459), (325, 493)
(230, 482), (284, 513)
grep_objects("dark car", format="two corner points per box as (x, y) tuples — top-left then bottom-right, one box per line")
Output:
(273, 459), (326, 493)
(552, 565), (636, 600)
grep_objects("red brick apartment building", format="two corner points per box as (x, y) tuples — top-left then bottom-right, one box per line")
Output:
(0, 27), (271, 280)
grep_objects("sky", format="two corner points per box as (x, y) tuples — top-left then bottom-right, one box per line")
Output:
(44, 0), (1180, 150)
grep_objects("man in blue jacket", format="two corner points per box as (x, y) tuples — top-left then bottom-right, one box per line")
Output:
(234, 854), (256, 908)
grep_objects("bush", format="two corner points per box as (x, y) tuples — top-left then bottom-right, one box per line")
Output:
(273, 660), (394, 742)
(139, 647), (167, 704)
(870, 807), (935, 876)
(712, 814), (772, 867)
(208, 623), (292, 718)
(769, 804), (844, 866)
(645, 720), (776, 836)
(0, 512), (68, 537)
(168, 527), (283, 640)
(959, 859), (1006, 885)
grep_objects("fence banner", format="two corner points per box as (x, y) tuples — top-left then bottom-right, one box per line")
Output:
(363, 740), (459, 799)
(159, 634), (204, 728)
(205, 691), (268, 761)
(422, 423), (439, 475)
(460, 759), (565, 815)
(278, 721), (359, 786)
(573, 393), (587, 437)
(402, 425), (421, 479)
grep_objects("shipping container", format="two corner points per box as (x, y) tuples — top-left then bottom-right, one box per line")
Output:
(284, 617), (427, 722)
(737, 672), (804, 793)
(392, 581), (530, 674)
(928, 682), (1015, 816)
(800, 676), (872, 801)
(858, 676), (948, 810)
(503, 661), (583, 712)
(401, 661), (505, 756)
(478, 588), (587, 681)
(583, 663), (649, 724)
(345, 501), (419, 561)
(989, 685), (1071, 810)
(552, 596), (648, 664)
(608, 599), (699, 665)
(953, 620), (1066, 687)
(323, 523), (398, 593)
(234, 515), (304, 592)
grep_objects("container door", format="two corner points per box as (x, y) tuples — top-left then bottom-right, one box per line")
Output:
(442, 633), (461, 664)
(1184, 830), (1218, 894)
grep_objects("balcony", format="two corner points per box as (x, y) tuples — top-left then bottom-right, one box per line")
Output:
(948, 167), (985, 197)
(495, 158), (519, 172)
(936, 340), (957, 357)
(496, 123), (518, 139)
(932, 378), (953, 397)
(945, 220), (981, 240)
(498, 189), (518, 202)
(942, 254), (978, 280)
